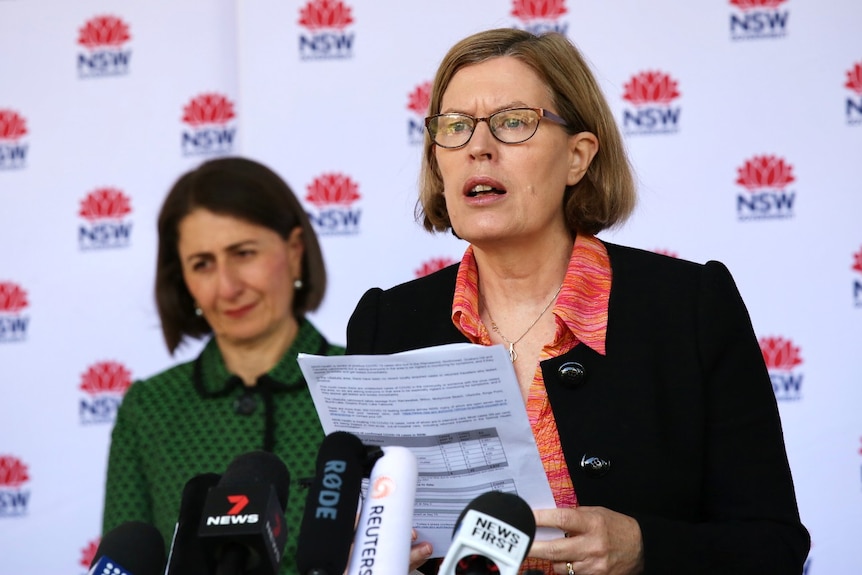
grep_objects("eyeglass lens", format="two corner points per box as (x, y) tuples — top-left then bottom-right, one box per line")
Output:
(429, 108), (543, 148)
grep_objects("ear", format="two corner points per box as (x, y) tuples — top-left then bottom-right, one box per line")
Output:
(566, 131), (599, 186)
(285, 226), (305, 276)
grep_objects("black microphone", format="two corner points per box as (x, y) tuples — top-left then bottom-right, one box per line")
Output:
(198, 451), (291, 575)
(164, 472), (221, 575)
(89, 520), (165, 575)
(438, 491), (536, 575)
(295, 431), (367, 575)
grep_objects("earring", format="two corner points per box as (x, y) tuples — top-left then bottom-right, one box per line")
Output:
(294, 278), (303, 290)
(194, 305), (203, 317)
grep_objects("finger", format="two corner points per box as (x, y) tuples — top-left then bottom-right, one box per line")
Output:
(534, 507), (576, 533)
(408, 541), (433, 572)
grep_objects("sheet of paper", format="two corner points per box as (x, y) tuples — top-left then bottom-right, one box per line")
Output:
(298, 342), (561, 557)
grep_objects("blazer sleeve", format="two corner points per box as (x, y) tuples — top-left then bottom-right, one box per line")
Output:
(346, 287), (384, 354)
(633, 260), (810, 574)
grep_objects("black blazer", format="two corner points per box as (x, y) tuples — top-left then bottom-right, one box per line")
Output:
(346, 241), (809, 574)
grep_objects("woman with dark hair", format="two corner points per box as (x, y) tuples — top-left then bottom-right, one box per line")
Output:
(101, 156), (343, 573)
(349, 29), (809, 574)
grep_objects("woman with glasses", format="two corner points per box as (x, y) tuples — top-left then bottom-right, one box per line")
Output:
(346, 29), (809, 575)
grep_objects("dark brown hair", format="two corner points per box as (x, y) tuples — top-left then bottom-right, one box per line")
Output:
(155, 156), (326, 353)
(418, 28), (636, 236)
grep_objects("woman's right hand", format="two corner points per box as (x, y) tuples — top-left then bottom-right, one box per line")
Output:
(408, 529), (433, 572)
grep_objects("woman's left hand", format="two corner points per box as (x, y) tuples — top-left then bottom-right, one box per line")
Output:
(529, 506), (644, 575)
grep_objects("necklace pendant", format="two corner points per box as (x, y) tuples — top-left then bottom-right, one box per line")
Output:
(508, 343), (517, 362)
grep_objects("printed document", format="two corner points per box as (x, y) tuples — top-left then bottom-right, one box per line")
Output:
(297, 342), (561, 556)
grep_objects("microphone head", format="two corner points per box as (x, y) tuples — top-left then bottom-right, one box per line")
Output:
(219, 450), (290, 511)
(164, 472), (221, 575)
(91, 520), (165, 575)
(453, 491), (536, 545)
(296, 431), (366, 575)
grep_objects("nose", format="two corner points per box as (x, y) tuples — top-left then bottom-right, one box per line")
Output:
(466, 119), (496, 160)
(216, 262), (243, 299)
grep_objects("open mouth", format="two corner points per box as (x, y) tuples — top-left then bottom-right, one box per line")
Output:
(466, 184), (506, 197)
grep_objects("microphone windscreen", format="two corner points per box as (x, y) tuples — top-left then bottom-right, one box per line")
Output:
(164, 472), (221, 575)
(219, 450), (290, 511)
(91, 520), (166, 575)
(454, 491), (536, 543)
(296, 431), (366, 575)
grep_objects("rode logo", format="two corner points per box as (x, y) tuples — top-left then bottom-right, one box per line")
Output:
(0, 109), (29, 170)
(298, 0), (355, 60)
(852, 245), (862, 307)
(407, 81), (431, 145)
(79, 360), (133, 424)
(621, 71), (682, 135)
(78, 188), (134, 249)
(759, 336), (804, 400)
(510, 0), (569, 35)
(206, 494), (259, 526)
(76, 15), (133, 78)
(0, 282), (30, 343)
(844, 61), (862, 125)
(415, 257), (457, 278)
(304, 172), (362, 235)
(314, 459), (348, 519)
(729, 0), (789, 40)
(180, 93), (237, 156)
(0, 455), (31, 517)
(735, 155), (796, 220)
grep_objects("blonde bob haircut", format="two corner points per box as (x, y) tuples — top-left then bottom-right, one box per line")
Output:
(418, 28), (636, 236)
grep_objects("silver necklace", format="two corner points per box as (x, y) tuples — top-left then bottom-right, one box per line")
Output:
(483, 282), (564, 362)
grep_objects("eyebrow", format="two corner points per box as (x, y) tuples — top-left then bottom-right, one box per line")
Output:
(183, 239), (259, 263)
(441, 101), (531, 115)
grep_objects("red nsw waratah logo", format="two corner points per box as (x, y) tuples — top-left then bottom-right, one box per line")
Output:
(511, 0), (568, 20)
(79, 188), (132, 221)
(299, 0), (354, 30)
(759, 336), (803, 371)
(845, 62), (862, 94)
(0, 110), (28, 141)
(77, 15), (131, 49)
(80, 540), (99, 570)
(415, 257), (458, 278)
(0, 456), (30, 488)
(623, 71), (681, 105)
(852, 247), (862, 275)
(729, 0), (787, 9)
(80, 361), (133, 395)
(0, 282), (29, 313)
(407, 82), (431, 116)
(182, 94), (236, 127)
(305, 173), (361, 207)
(735, 155), (795, 190)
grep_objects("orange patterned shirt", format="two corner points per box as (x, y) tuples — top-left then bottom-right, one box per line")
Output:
(451, 234), (612, 574)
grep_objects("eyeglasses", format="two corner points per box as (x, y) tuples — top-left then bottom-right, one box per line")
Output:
(424, 107), (570, 149)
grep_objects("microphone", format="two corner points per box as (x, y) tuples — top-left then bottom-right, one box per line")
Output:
(89, 520), (165, 575)
(164, 472), (221, 575)
(346, 445), (418, 575)
(198, 451), (290, 575)
(295, 431), (367, 575)
(437, 491), (536, 575)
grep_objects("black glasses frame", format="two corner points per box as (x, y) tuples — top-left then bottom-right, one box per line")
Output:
(424, 107), (570, 148)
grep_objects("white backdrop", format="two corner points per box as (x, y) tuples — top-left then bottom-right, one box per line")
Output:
(1, 0), (861, 573)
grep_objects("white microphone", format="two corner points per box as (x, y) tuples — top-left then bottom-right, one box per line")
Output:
(438, 491), (536, 575)
(346, 445), (418, 575)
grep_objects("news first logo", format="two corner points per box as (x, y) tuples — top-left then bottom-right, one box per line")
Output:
(0, 282), (30, 343)
(510, 0), (569, 35)
(298, 0), (355, 60)
(0, 455), (31, 517)
(729, 0), (790, 41)
(759, 336), (803, 401)
(181, 93), (237, 156)
(621, 71), (682, 135)
(415, 257), (457, 279)
(304, 172), (362, 235)
(407, 82), (431, 145)
(0, 109), (29, 170)
(845, 61), (862, 125)
(735, 155), (796, 220)
(852, 245), (862, 307)
(77, 15), (132, 78)
(78, 188), (134, 249)
(79, 360), (133, 424)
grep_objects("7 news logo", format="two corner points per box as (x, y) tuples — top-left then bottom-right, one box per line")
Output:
(510, 0), (569, 35)
(0, 455), (31, 517)
(621, 71), (682, 135)
(76, 15), (132, 78)
(298, 0), (355, 60)
(0, 109), (28, 170)
(206, 494), (259, 526)
(729, 0), (790, 41)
